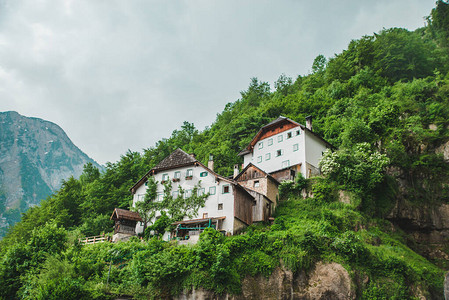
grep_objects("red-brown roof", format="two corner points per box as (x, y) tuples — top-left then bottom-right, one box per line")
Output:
(238, 116), (332, 156)
(110, 208), (142, 222)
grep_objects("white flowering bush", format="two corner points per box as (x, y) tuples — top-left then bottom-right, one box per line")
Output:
(319, 143), (390, 192)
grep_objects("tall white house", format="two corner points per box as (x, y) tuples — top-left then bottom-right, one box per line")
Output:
(130, 149), (254, 242)
(238, 116), (331, 180)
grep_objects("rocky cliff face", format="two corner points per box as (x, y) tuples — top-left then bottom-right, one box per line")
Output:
(0, 111), (102, 233)
(175, 262), (355, 300)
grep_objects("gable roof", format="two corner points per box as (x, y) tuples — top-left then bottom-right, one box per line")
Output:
(238, 116), (332, 156)
(234, 162), (279, 185)
(153, 148), (197, 172)
(130, 148), (248, 194)
(110, 208), (142, 222)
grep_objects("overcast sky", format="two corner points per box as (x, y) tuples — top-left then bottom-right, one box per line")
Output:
(0, 0), (436, 165)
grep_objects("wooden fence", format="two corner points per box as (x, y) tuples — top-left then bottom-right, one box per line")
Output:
(79, 234), (110, 245)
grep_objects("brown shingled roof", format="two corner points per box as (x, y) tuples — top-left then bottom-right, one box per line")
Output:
(110, 208), (142, 222)
(153, 148), (197, 171)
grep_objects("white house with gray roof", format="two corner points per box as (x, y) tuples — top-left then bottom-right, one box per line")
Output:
(130, 148), (254, 242)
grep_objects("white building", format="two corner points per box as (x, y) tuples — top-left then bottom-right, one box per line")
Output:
(130, 148), (254, 242)
(238, 116), (331, 180)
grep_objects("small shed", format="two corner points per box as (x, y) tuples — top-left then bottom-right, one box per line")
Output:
(110, 208), (142, 236)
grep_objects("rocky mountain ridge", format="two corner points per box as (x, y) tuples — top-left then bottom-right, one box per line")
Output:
(0, 111), (102, 235)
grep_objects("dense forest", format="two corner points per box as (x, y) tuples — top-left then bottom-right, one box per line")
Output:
(2, 1), (449, 299)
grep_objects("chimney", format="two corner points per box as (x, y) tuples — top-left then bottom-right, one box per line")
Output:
(208, 154), (214, 171)
(233, 164), (239, 178)
(305, 115), (313, 131)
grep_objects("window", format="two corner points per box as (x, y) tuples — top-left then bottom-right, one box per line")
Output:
(296, 130), (300, 135)
(200, 171), (208, 177)
(278, 135), (283, 142)
(209, 186), (216, 195)
(276, 149), (283, 157)
(258, 142), (263, 149)
(144, 181), (148, 186)
(254, 180), (260, 187)
(174, 171), (181, 179)
(268, 138), (273, 146)
(222, 185), (230, 194)
(265, 153), (271, 160)
(172, 191), (179, 198)
(162, 173), (169, 181)
(287, 132), (292, 139)
(257, 156), (262, 163)
(198, 188), (205, 196)
(282, 160), (290, 168)
(157, 193), (164, 201)
(185, 189), (192, 198)
(293, 144), (299, 151)
(218, 203), (223, 210)
(203, 213), (208, 218)
(186, 169), (193, 178)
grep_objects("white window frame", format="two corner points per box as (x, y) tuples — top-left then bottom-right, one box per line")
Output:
(293, 144), (299, 152)
(257, 156), (262, 163)
(185, 189), (192, 198)
(198, 188), (205, 196)
(278, 135), (283, 142)
(265, 153), (271, 160)
(268, 138), (273, 146)
(174, 171), (181, 179)
(162, 173), (169, 181)
(186, 169), (193, 177)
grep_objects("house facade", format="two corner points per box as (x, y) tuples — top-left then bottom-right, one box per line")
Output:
(130, 149), (254, 241)
(238, 116), (331, 179)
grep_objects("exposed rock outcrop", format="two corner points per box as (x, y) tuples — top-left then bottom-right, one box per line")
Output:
(388, 198), (449, 262)
(176, 262), (355, 300)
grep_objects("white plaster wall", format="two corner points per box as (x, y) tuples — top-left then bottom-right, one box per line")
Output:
(243, 126), (306, 174)
(133, 164), (235, 238)
(304, 131), (328, 175)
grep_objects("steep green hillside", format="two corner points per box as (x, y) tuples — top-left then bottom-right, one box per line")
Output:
(1, 1), (449, 299)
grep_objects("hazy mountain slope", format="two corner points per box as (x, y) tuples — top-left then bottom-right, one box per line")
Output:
(0, 111), (102, 232)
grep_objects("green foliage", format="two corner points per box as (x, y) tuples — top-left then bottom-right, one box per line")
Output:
(320, 143), (390, 193)
(1, 4), (449, 297)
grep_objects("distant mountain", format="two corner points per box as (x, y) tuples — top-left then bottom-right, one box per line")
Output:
(0, 111), (102, 236)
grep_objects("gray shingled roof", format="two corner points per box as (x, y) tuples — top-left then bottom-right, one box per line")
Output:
(153, 148), (197, 171)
